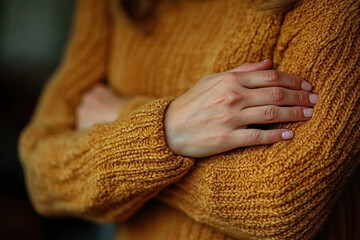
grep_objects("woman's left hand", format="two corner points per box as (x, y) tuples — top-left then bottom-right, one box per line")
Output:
(76, 83), (130, 130)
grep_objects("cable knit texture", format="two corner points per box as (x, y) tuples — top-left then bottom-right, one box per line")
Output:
(18, 0), (359, 239)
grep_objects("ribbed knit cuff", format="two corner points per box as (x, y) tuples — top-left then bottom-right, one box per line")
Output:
(87, 97), (194, 219)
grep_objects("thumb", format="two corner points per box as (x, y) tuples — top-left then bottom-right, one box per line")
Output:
(227, 59), (272, 73)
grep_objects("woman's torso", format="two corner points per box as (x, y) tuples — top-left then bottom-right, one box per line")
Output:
(107, 0), (283, 98)
(105, 0), (359, 239)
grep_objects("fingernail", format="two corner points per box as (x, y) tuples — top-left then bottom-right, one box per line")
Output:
(282, 130), (293, 140)
(303, 108), (314, 117)
(309, 94), (319, 104)
(261, 59), (269, 63)
(301, 82), (312, 91)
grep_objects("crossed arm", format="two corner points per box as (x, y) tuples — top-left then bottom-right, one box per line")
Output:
(19, 0), (360, 239)
(157, 2), (360, 238)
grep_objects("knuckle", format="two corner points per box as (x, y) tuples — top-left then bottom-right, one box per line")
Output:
(225, 112), (236, 125)
(291, 108), (301, 119)
(264, 106), (278, 121)
(297, 92), (306, 104)
(266, 70), (280, 83)
(268, 131), (277, 143)
(270, 88), (284, 102)
(225, 91), (239, 105)
(219, 90), (240, 106)
(221, 72), (238, 86)
(211, 132), (229, 147)
(218, 132), (229, 142)
(249, 131), (261, 144)
(289, 75), (299, 88)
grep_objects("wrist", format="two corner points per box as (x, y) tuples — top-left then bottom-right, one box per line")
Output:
(164, 101), (184, 156)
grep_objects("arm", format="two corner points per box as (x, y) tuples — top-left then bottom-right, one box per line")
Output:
(18, 0), (193, 222)
(157, 1), (360, 239)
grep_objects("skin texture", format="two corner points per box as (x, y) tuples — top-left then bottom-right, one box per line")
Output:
(164, 60), (318, 157)
(76, 60), (318, 157)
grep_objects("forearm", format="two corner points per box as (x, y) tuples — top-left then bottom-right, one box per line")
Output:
(157, 1), (360, 239)
(19, 0), (194, 222)
(20, 98), (194, 222)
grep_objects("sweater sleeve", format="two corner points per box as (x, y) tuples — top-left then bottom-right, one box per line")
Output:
(18, 0), (193, 222)
(157, 1), (360, 239)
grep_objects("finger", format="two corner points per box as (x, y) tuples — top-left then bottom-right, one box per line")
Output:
(238, 105), (314, 125)
(244, 87), (318, 107)
(229, 128), (294, 148)
(227, 59), (272, 73)
(239, 70), (312, 91)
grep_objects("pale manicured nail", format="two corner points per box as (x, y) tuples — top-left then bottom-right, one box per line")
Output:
(301, 82), (312, 91)
(309, 94), (319, 104)
(303, 108), (314, 117)
(282, 131), (293, 140)
(261, 59), (269, 63)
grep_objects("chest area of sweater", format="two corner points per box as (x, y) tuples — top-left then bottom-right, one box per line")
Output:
(108, 0), (282, 98)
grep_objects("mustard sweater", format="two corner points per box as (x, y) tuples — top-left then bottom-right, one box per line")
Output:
(19, 0), (360, 239)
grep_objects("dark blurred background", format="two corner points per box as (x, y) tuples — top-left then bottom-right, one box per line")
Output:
(0, 0), (115, 239)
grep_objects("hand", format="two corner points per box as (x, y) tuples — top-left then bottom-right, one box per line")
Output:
(76, 83), (130, 130)
(164, 60), (318, 157)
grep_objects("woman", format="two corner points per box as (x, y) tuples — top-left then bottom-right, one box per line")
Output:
(19, 0), (360, 239)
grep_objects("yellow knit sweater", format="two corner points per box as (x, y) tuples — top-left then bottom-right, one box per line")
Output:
(19, 0), (360, 239)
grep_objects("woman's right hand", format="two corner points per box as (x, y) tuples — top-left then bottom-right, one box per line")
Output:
(164, 60), (318, 157)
